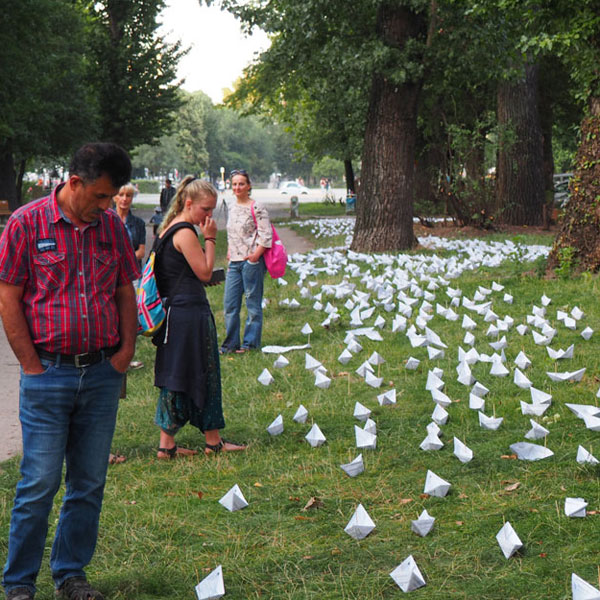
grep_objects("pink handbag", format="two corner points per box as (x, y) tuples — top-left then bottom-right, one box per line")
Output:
(250, 202), (287, 278)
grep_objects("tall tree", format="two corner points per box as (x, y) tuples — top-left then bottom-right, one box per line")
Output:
(0, 0), (96, 208)
(82, 0), (185, 150)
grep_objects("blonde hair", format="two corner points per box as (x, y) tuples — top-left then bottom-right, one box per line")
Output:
(118, 182), (136, 196)
(158, 176), (217, 234)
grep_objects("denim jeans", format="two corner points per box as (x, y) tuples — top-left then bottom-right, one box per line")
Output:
(221, 258), (266, 351)
(2, 356), (123, 594)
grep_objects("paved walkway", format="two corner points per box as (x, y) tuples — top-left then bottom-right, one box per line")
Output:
(0, 224), (313, 463)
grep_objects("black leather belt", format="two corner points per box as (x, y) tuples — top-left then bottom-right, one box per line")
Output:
(36, 346), (119, 368)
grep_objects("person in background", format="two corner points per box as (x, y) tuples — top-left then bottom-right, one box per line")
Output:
(159, 178), (176, 213)
(149, 206), (163, 235)
(153, 176), (246, 457)
(220, 169), (272, 354)
(113, 182), (146, 270)
(0, 142), (139, 600)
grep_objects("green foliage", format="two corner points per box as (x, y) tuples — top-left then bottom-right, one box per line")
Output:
(131, 179), (159, 194)
(81, 0), (185, 150)
(555, 245), (579, 279)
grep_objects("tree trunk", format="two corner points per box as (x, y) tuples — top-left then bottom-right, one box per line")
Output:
(351, 3), (425, 252)
(496, 62), (545, 225)
(548, 96), (600, 271)
(344, 159), (355, 194)
(0, 141), (18, 210)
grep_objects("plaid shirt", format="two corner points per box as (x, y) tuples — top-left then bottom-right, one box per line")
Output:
(0, 185), (140, 354)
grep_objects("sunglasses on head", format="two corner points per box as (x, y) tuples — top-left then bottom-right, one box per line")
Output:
(230, 169), (248, 176)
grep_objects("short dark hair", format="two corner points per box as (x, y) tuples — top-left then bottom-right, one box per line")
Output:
(165, 178), (172, 185)
(69, 143), (131, 188)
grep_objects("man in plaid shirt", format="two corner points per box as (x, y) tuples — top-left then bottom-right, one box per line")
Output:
(0, 143), (140, 600)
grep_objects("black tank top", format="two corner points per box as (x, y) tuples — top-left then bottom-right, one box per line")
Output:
(154, 222), (208, 302)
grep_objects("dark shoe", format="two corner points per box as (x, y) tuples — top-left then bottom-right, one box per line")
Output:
(6, 588), (34, 600)
(156, 445), (198, 460)
(205, 439), (247, 455)
(56, 577), (104, 599)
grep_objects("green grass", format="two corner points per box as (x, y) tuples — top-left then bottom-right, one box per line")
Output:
(297, 202), (348, 217)
(1, 231), (600, 599)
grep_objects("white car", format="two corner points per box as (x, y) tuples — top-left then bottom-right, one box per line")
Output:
(280, 181), (309, 194)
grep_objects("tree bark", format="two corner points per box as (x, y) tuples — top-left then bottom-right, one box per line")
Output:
(344, 159), (355, 194)
(496, 62), (545, 225)
(351, 3), (426, 252)
(548, 96), (600, 271)
(0, 142), (18, 210)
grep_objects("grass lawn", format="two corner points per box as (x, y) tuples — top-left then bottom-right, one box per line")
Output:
(1, 225), (599, 599)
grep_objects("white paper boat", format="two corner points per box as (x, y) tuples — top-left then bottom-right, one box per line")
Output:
(514, 368), (532, 389)
(424, 469), (451, 497)
(489, 336), (508, 351)
(377, 389), (397, 406)
(195, 565), (225, 600)
(427, 346), (445, 360)
(305, 353), (322, 371)
(431, 388), (452, 408)
(266, 414), (284, 436)
(490, 360), (509, 377)
(353, 401), (371, 421)
(453, 437), (474, 463)
(581, 326), (594, 340)
(293, 404), (308, 423)
(584, 414), (600, 431)
(314, 371), (331, 389)
(572, 573), (600, 600)
(219, 484), (248, 512)
(463, 331), (476, 346)
(565, 403), (600, 420)
(565, 497), (587, 518)
(456, 362), (475, 386)
(356, 361), (374, 378)
(516, 323), (528, 335)
(431, 404), (449, 425)
(547, 344), (574, 360)
(510, 441), (554, 461)
(301, 323), (313, 335)
(426, 370), (445, 391)
(344, 503), (376, 540)
(462, 315), (477, 330)
(390, 555), (426, 593)
(405, 356), (420, 370)
(338, 349), (353, 364)
(576, 445), (599, 465)
(364, 371), (383, 388)
(305, 423), (326, 447)
(340, 453), (364, 477)
(520, 401), (550, 417)
(411, 509), (435, 537)
(530, 387), (552, 405)
(504, 293), (514, 304)
(546, 368), (586, 382)
(363, 418), (376, 435)
(258, 368), (274, 386)
(354, 425), (377, 449)
(469, 393), (485, 411)
(472, 382), (490, 397)
(496, 521), (523, 559)
(420, 431), (444, 451)
(273, 354), (289, 369)
(261, 343), (311, 354)
(368, 351), (385, 365)
(479, 412), (503, 430)
(524, 419), (549, 440)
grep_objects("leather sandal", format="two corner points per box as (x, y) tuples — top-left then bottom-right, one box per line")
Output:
(205, 439), (247, 455)
(56, 576), (104, 599)
(156, 445), (198, 459)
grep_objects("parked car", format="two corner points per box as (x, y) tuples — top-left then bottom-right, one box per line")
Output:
(280, 181), (309, 194)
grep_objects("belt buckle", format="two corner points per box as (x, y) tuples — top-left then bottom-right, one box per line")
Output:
(74, 353), (92, 368)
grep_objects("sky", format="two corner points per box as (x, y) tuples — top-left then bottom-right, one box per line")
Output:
(158, 0), (270, 104)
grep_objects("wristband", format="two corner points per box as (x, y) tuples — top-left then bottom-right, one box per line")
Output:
(205, 237), (216, 243)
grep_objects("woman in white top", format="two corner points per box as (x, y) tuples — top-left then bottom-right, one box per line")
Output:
(220, 169), (272, 353)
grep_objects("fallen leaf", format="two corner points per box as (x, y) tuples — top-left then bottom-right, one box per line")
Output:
(539, 553), (547, 558)
(560, 485), (566, 492)
(302, 496), (324, 511)
(458, 493), (468, 499)
(456, 521), (464, 526)
(254, 482), (263, 487)
(331, 548), (342, 556)
(420, 493), (430, 499)
(504, 482), (521, 492)
(399, 498), (413, 505)
(302, 555), (313, 560)
(501, 454), (518, 460)
(588, 510), (599, 515)
(196, 491), (204, 500)
(294, 516), (314, 521)
(289, 496), (300, 502)
(338, 371), (349, 377)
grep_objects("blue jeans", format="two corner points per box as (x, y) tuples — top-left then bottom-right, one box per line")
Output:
(221, 258), (266, 351)
(2, 357), (123, 595)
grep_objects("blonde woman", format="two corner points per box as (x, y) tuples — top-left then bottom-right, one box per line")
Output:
(113, 182), (146, 269)
(153, 176), (246, 457)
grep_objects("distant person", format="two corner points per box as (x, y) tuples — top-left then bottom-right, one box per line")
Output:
(153, 176), (246, 456)
(220, 169), (272, 354)
(0, 142), (139, 600)
(113, 182), (146, 270)
(149, 206), (163, 235)
(159, 178), (176, 213)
